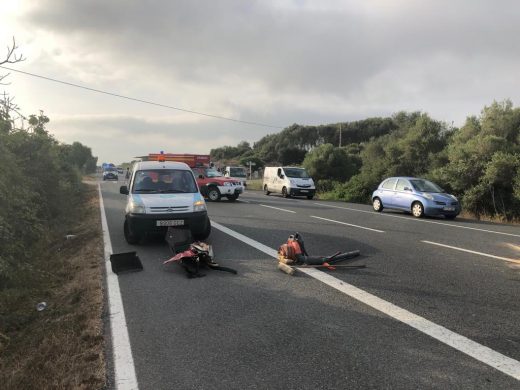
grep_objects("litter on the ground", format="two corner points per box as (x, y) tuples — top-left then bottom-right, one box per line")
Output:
(109, 251), (143, 274)
(163, 226), (237, 278)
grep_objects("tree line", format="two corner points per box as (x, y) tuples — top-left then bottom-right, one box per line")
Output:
(0, 106), (97, 290)
(211, 100), (520, 220)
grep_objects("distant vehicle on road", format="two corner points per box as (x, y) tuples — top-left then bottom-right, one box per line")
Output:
(117, 167), (124, 174)
(224, 166), (247, 187)
(103, 167), (119, 181)
(263, 166), (316, 199)
(372, 177), (461, 219)
(192, 166), (243, 201)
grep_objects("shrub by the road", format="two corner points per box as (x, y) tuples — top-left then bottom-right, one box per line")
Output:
(0, 112), (105, 388)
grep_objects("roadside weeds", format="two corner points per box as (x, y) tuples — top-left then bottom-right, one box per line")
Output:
(0, 184), (106, 389)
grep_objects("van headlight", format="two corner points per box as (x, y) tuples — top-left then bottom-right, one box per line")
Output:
(223, 182), (232, 186)
(128, 200), (146, 214)
(193, 200), (206, 212)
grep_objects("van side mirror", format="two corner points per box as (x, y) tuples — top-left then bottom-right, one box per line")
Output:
(404, 186), (412, 192)
(279, 174), (284, 179)
(119, 185), (129, 195)
(198, 174), (204, 179)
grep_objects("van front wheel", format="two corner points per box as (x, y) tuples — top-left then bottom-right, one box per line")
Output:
(124, 220), (140, 244)
(282, 187), (290, 198)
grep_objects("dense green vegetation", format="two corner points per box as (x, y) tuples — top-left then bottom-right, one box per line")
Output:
(211, 101), (520, 220)
(0, 107), (97, 302)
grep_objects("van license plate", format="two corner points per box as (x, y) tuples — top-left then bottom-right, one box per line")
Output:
(156, 220), (184, 227)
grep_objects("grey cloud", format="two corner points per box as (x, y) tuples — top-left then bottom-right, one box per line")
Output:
(8, 0), (520, 162)
(26, 0), (520, 97)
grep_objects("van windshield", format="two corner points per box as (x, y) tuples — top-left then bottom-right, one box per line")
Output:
(283, 168), (310, 178)
(229, 167), (246, 177)
(132, 169), (198, 193)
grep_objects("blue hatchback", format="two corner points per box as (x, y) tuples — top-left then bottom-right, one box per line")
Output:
(372, 177), (461, 219)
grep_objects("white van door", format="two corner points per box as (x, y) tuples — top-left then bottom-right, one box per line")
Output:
(274, 167), (284, 193)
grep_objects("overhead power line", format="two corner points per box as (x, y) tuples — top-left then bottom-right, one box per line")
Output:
(0, 65), (284, 129)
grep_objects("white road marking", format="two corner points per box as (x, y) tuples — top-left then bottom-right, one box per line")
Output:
(98, 185), (139, 390)
(310, 215), (385, 233)
(422, 240), (520, 265)
(211, 221), (278, 257)
(313, 202), (520, 238)
(211, 220), (520, 381)
(260, 204), (296, 213)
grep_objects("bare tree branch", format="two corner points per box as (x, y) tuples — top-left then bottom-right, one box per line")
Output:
(1, 37), (25, 85)
(1, 37), (26, 65)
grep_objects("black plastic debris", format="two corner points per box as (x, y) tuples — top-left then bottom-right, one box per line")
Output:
(165, 226), (193, 253)
(110, 251), (143, 274)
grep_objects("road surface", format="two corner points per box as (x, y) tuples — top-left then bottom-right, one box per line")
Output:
(100, 179), (520, 389)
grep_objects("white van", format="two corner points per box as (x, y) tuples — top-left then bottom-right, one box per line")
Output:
(119, 160), (211, 244)
(224, 166), (247, 187)
(263, 166), (316, 199)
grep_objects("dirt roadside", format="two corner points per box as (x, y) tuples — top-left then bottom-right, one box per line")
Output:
(0, 182), (107, 389)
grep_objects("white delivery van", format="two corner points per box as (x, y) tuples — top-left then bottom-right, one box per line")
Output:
(263, 166), (316, 199)
(119, 160), (211, 244)
(224, 166), (247, 187)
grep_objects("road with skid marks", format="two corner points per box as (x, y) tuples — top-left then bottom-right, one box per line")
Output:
(100, 180), (520, 389)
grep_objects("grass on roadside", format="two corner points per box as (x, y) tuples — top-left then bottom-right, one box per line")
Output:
(0, 184), (106, 389)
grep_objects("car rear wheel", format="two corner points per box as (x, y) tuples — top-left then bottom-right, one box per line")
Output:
(264, 185), (270, 195)
(412, 202), (424, 218)
(373, 197), (383, 212)
(207, 187), (221, 201)
(124, 220), (140, 244)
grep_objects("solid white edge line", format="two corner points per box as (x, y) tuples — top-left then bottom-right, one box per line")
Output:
(259, 204), (296, 213)
(422, 240), (520, 264)
(98, 185), (139, 390)
(312, 202), (520, 238)
(211, 220), (520, 381)
(310, 215), (384, 233)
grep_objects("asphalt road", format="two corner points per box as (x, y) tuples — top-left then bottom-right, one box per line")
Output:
(100, 179), (520, 389)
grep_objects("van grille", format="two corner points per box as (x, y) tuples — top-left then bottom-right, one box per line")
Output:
(149, 206), (189, 213)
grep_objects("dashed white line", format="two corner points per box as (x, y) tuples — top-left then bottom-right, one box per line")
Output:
(211, 220), (520, 381)
(422, 240), (520, 264)
(259, 204), (296, 213)
(313, 202), (520, 238)
(310, 215), (385, 233)
(99, 185), (139, 390)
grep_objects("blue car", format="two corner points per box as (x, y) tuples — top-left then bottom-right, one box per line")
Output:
(371, 177), (461, 219)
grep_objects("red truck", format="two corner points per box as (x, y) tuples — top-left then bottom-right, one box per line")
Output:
(147, 153), (244, 201)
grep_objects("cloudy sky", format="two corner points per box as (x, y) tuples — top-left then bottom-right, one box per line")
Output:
(1, 0), (519, 164)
